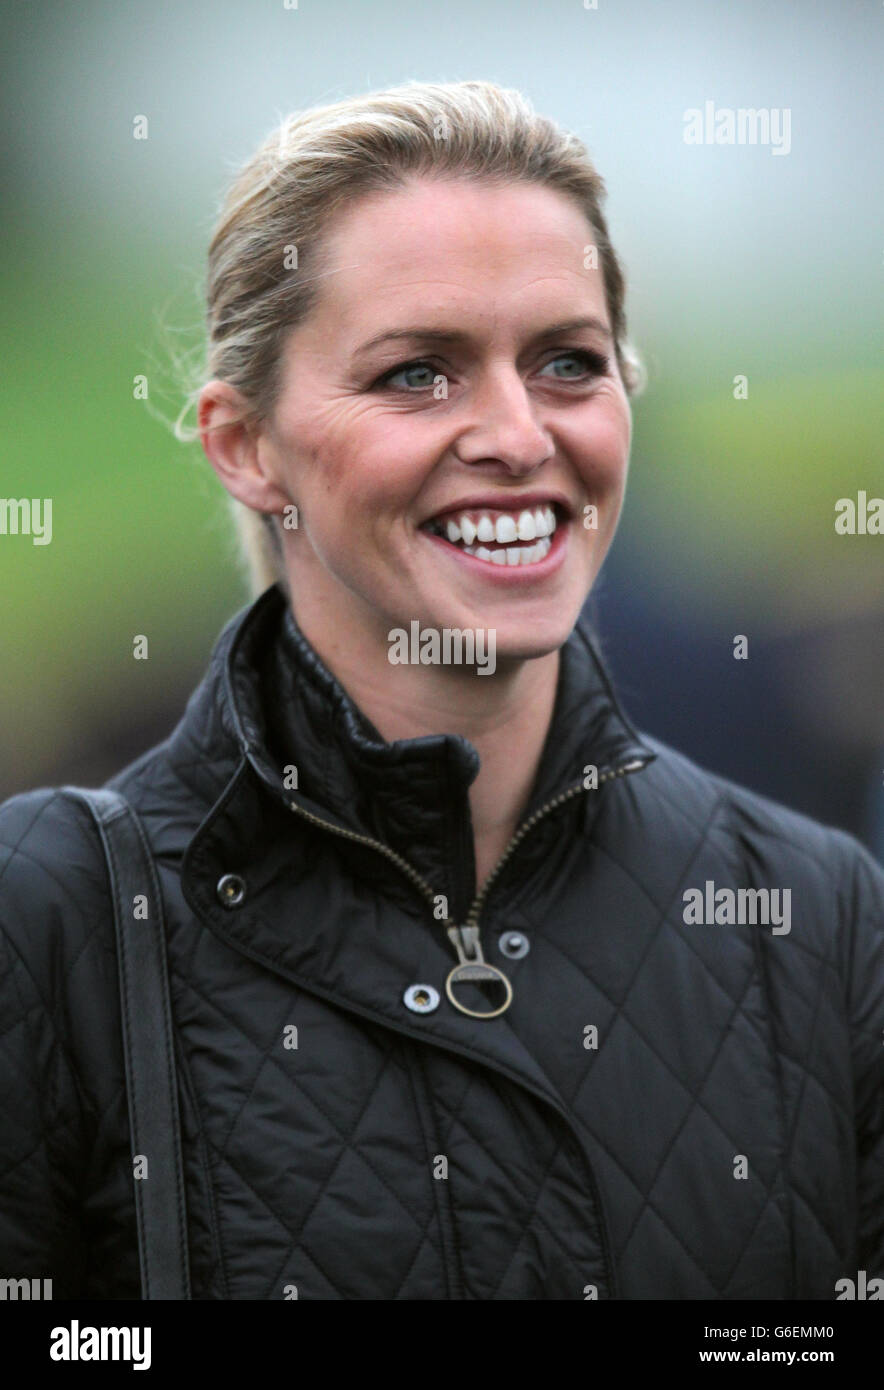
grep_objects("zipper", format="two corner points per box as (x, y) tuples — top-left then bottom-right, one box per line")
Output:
(286, 755), (650, 1017)
(460, 757), (647, 932)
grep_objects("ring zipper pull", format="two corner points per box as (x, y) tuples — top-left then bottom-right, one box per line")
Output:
(445, 925), (513, 1019)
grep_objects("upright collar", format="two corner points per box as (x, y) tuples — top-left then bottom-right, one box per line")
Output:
(163, 585), (656, 911)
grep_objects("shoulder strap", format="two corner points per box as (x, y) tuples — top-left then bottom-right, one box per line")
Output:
(64, 786), (191, 1300)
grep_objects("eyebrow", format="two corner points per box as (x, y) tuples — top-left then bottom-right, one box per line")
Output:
(352, 315), (614, 357)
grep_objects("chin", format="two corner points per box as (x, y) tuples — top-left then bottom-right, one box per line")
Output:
(488, 619), (575, 664)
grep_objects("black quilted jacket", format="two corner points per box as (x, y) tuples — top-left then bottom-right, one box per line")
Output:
(1, 584), (882, 1300)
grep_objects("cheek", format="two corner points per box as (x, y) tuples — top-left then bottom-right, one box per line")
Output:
(287, 430), (425, 586)
(294, 412), (428, 514)
(567, 402), (631, 493)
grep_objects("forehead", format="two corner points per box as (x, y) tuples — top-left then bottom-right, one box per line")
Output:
(310, 178), (605, 336)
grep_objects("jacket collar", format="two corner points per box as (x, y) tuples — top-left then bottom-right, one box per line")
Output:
(163, 584), (656, 908)
(155, 586), (660, 1129)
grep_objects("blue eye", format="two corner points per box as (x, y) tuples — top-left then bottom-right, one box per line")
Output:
(376, 348), (610, 392)
(539, 350), (609, 379)
(379, 360), (439, 390)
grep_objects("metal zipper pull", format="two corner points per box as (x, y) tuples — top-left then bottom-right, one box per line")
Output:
(288, 755), (651, 1024)
(445, 924), (513, 1019)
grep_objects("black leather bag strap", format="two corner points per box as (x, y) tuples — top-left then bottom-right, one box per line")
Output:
(64, 786), (191, 1300)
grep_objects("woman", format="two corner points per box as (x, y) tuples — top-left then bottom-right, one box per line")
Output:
(1, 79), (881, 1302)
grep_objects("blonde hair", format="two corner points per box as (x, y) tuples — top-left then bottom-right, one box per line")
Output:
(176, 79), (645, 594)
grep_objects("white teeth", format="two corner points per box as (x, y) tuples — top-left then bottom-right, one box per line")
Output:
(431, 505), (559, 541)
(516, 510), (537, 541)
(522, 535), (552, 564)
(494, 514), (517, 544)
(429, 504), (560, 565)
(460, 535), (553, 566)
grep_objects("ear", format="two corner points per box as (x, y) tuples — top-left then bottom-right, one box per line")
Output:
(197, 380), (291, 514)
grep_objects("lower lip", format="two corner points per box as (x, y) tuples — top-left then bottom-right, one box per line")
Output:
(421, 519), (569, 581)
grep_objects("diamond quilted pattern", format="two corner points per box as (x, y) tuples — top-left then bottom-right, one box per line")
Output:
(1, 590), (881, 1302)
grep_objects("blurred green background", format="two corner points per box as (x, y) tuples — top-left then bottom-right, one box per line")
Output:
(1, 0), (882, 850)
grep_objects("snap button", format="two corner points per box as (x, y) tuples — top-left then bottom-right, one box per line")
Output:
(499, 931), (530, 960)
(216, 873), (246, 907)
(403, 983), (440, 1014)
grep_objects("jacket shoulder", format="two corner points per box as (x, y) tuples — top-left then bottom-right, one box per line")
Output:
(0, 786), (119, 1000)
(638, 733), (881, 885)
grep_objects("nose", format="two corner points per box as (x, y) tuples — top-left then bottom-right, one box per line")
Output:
(454, 364), (555, 476)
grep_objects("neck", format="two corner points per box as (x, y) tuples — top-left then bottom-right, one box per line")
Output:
(286, 585), (560, 890)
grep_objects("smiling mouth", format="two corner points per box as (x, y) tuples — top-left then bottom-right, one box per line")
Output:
(422, 503), (562, 567)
